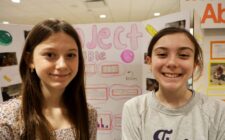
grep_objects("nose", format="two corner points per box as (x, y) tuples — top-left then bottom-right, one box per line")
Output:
(166, 55), (178, 69)
(55, 57), (67, 70)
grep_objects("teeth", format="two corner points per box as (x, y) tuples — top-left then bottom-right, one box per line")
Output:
(164, 73), (180, 78)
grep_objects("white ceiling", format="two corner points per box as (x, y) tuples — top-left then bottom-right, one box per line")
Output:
(0, 0), (180, 25)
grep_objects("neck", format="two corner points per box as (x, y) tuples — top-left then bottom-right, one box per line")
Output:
(40, 86), (71, 130)
(155, 88), (192, 108)
(41, 86), (65, 108)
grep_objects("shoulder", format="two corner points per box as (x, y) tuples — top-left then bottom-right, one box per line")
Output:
(123, 92), (152, 115)
(87, 104), (97, 122)
(125, 92), (151, 105)
(196, 93), (225, 121)
(87, 103), (97, 139)
(197, 93), (225, 112)
(0, 98), (21, 139)
(196, 93), (225, 137)
(0, 98), (21, 124)
(87, 104), (97, 117)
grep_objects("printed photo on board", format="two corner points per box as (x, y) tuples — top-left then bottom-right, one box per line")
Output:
(146, 78), (158, 91)
(1, 83), (21, 101)
(0, 52), (18, 67)
(210, 62), (225, 86)
(165, 20), (186, 28)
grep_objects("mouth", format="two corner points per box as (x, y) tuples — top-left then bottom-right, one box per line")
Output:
(162, 73), (182, 78)
(49, 73), (70, 77)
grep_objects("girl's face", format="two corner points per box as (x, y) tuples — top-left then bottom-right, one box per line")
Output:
(30, 32), (79, 93)
(147, 33), (196, 92)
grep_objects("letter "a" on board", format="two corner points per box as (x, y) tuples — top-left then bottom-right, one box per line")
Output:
(201, 3), (225, 23)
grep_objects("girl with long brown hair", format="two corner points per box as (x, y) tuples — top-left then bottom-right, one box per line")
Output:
(0, 19), (97, 140)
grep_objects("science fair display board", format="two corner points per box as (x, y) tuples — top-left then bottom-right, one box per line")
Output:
(180, 0), (225, 101)
(0, 21), (145, 140)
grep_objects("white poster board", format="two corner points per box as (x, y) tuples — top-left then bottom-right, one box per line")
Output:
(74, 22), (144, 139)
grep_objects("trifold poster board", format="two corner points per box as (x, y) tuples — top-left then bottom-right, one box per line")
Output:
(180, 0), (225, 100)
(0, 24), (32, 102)
(75, 22), (143, 140)
(0, 11), (189, 140)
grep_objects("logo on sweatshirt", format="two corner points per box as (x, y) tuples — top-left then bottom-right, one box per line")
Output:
(153, 129), (173, 140)
(153, 129), (188, 140)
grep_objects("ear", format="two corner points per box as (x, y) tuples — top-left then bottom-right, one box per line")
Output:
(146, 56), (152, 65)
(25, 52), (34, 69)
(29, 63), (35, 70)
(193, 62), (198, 72)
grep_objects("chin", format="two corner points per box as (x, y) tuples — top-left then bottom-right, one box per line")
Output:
(50, 83), (68, 89)
(162, 84), (181, 91)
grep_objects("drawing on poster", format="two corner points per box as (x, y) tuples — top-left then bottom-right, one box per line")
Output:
(145, 24), (158, 37)
(1, 83), (21, 101)
(210, 41), (225, 60)
(98, 61), (125, 77)
(97, 113), (112, 131)
(86, 84), (141, 102)
(85, 63), (97, 76)
(209, 62), (225, 87)
(120, 49), (135, 63)
(3, 75), (12, 82)
(0, 52), (18, 67)
(86, 85), (108, 101)
(125, 70), (138, 81)
(0, 30), (13, 46)
(109, 84), (141, 100)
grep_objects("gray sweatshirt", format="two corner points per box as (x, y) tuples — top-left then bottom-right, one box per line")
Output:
(122, 91), (225, 140)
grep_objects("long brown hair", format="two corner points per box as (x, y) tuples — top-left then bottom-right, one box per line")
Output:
(19, 19), (89, 139)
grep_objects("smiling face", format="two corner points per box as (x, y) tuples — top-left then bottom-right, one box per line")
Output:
(30, 32), (79, 93)
(147, 33), (196, 92)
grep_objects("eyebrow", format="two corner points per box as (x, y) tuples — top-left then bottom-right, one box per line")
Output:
(41, 47), (78, 52)
(178, 47), (194, 52)
(154, 47), (194, 52)
(68, 48), (78, 52)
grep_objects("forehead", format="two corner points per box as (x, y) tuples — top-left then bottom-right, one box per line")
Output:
(42, 32), (75, 43)
(35, 32), (78, 50)
(154, 33), (195, 50)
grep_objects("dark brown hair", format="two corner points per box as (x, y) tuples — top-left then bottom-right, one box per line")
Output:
(19, 19), (89, 139)
(147, 27), (203, 80)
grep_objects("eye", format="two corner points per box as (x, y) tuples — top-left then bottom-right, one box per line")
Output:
(66, 53), (77, 59)
(178, 48), (194, 59)
(43, 52), (56, 59)
(178, 53), (190, 59)
(156, 53), (167, 58)
(153, 48), (168, 58)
